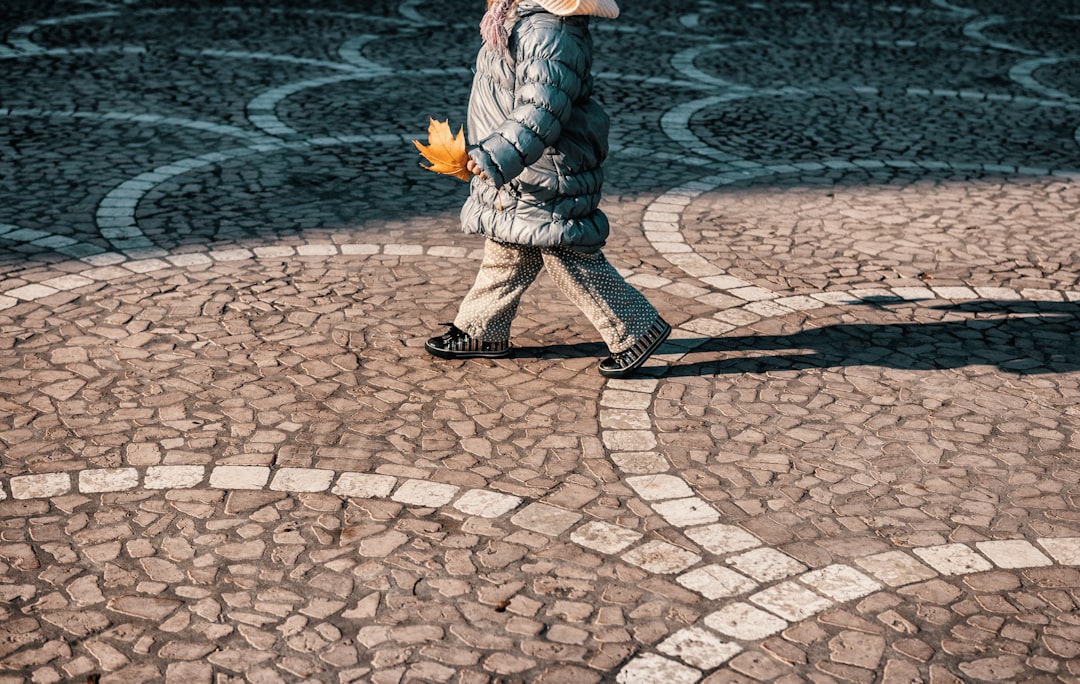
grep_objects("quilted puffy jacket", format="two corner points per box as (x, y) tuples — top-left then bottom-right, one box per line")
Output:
(462, 1), (610, 248)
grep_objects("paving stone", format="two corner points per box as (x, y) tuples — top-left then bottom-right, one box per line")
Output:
(391, 479), (459, 507)
(208, 466), (271, 490)
(800, 564), (883, 602)
(453, 489), (523, 518)
(856, 551), (939, 587)
(622, 541), (702, 575)
(510, 503), (582, 536)
(913, 544), (995, 576)
(704, 603), (789, 640)
(570, 521), (643, 555)
(616, 654), (702, 684)
(726, 548), (808, 582)
(685, 524), (763, 556)
(269, 468), (334, 493)
(976, 540), (1053, 569)
(331, 473), (397, 499)
(749, 581), (834, 622)
(657, 627), (742, 669)
(676, 564), (758, 600)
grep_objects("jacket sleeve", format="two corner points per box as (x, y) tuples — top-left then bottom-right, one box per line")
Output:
(469, 18), (584, 189)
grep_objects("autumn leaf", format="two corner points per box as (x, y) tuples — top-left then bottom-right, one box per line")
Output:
(413, 118), (471, 181)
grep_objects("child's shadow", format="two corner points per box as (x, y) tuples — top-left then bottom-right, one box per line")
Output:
(521, 300), (1080, 378)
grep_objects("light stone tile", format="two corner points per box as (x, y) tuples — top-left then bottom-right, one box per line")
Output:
(79, 468), (139, 493)
(890, 287), (936, 301)
(727, 547), (807, 582)
(602, 430), (656, 451)
(83, 266), (133, 281)
(6, 284), (59, 300)
(913, 543), (994, 575)
(713, 308), (761, 326)
(744, 301), (791, 318)
(1019, 288), (1065, 301)
(728, 286), (776, 302)
(0, 295), (16, 311)
(749, 581), (833, 622)
(427, 246), (469, 258)
(209, 248), (254, 261)
(800, 564), (882, 602)
(453, 489), (522, 518)
(600, 390), (653, 410)
(1038, 538), (1080, 565)
(332, 473), (397, 499)
(166, 253), (212, 266)
(625, 474), (694, 501)
(253, 246), (296, 258)
(703, 602), (788, 640)
(855, 550), (938, 587)
(626, 274), (672, 289)
(973, 286), (1019, 299)
(622, 540), (702, 574)
(685, 524), (762, 555)
(677, 564), (758, 599)
(975, 540), (1053, 569)
(383, 244), (424, 255)
(600, 409), (652, 430)
(209, 465), (271, 490)
(931, 286), (978, 300)
(145, 466), (204, 489)
(658, 627), (742, 670)
(700, 275), (753, 290)
(652, 497), (721, 527)
(122, 258), (170, 273)
(775, 295), (825, 311)
(391, 479), (459, 507)
(610, 452), (670, 474)
(605, 379), (660, 393)
(0, 484), (5, 500)
(510, 503), (582, 536)
(680, 318), (736, 337)
(296, 244), (339, 256)
(10, 473), (71, 499)
(41, 275), (95, 291)
(82, 252), (127, 266)
(340, 244), (380, 255)
(570, 521), (642, 555)
(269, 468), (334, 493)
(616, 654), (701, 684)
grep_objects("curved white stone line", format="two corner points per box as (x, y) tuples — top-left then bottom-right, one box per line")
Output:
(189, 48), (367, 74)
(929, 0), (979, 16)
(338, 35), (389, 71)
(641, 161), (1080, 297)
(5, 10), (122, 53)
(962, 16), (1039, 55)
(670, 44), (760, 89)
(663, 86), (1080, 168)
(244, 68), (470, 137)
(1010, 56), (1079, 102)
(0, 108), (281, 145)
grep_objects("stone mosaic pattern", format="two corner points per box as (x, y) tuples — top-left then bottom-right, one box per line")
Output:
(1, 0), (1079, 682)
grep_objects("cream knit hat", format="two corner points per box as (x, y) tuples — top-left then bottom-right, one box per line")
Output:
(534, 0), (620, 18)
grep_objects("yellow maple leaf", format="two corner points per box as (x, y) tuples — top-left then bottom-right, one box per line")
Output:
(413, 118), (471, 181)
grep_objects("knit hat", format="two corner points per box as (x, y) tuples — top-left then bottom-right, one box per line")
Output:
(534, 0), (620, 18)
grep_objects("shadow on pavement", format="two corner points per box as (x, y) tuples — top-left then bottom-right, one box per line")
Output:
(522, 300), (1080, 377)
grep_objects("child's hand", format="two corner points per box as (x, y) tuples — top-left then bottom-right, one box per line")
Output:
(467, 158), (487, 180)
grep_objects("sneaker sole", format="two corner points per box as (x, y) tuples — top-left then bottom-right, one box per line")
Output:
(424, 343), (512, 360)
(598, 320), (672, 378)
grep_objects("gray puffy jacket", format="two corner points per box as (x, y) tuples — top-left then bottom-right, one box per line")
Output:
(462, 2), (610, 248)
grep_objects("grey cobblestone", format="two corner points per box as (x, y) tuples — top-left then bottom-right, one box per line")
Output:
(2, 0), (1080, 681)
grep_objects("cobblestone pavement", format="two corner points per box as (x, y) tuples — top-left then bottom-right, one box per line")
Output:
(2, 0), (1080, 682)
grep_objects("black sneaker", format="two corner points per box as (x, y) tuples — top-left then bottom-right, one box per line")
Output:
(425, 324), (511, 359)
(598, 317), (671, 378)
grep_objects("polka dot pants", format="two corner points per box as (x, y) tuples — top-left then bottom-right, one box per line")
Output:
(454, 239), (659, 354)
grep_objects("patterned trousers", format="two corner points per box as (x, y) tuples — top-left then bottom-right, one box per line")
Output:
(454, 239), (659, 354)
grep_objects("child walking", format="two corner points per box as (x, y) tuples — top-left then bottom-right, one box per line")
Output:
(425, 0), (670, 378)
